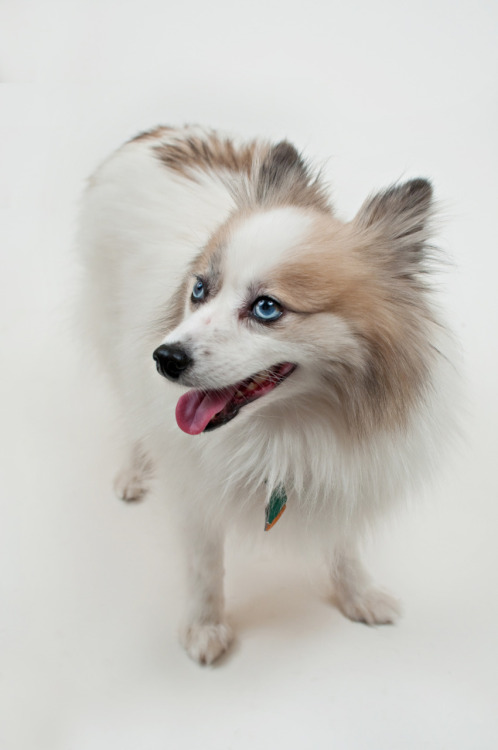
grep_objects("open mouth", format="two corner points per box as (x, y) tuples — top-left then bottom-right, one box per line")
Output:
(175, 362), (296, 435)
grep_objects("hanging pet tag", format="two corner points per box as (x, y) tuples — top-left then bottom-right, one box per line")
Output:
(264, 485), (287, 531)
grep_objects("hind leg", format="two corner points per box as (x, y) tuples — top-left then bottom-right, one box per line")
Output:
(114, 442), (153, 502)
(329, 541), (401, 625)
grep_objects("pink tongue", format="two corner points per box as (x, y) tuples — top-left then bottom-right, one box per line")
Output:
(175, 388), (233, 435)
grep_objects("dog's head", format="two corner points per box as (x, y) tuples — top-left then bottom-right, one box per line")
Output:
(153, 177), (435, 439)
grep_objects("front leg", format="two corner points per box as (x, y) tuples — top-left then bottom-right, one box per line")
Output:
(329, 541), (401, 626)
(179, 521), (233, 665)
(114, 441), (153, 503)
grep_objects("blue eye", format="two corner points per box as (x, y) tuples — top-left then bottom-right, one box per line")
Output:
(192, 278), (206, 301)
(252, 297), (283, 322)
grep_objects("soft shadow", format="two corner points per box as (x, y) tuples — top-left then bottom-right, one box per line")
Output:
(209, 636), (241, 669)
(228, 576), (340, 637)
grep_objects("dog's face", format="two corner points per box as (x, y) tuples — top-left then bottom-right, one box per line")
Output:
(154, 180), (434, 438)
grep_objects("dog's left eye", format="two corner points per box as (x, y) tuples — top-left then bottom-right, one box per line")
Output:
(251, 297), (283, 322)
(191, 278), (206, 302)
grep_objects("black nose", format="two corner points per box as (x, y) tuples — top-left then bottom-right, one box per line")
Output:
(153, 344), (192, 381)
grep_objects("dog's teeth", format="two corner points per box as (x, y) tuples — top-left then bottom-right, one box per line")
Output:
(235, 389), (243, 398)
(253, 375), (267, 385)
(247, 382), (259, 391)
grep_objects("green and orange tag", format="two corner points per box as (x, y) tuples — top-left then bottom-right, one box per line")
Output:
(264, 485), (287, 531)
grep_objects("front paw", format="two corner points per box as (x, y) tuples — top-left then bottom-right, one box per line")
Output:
(180, 622), (233, 665)
(113, 467), (149, 503)
(336, 588), (401, 625)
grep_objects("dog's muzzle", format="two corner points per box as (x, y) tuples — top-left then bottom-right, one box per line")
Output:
(153, 344), (192, 381)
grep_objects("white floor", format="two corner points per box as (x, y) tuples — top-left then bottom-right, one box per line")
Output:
(2, 1), (498, 748)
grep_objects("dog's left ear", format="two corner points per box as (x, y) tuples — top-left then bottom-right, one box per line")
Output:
(354, 178), (433, 268)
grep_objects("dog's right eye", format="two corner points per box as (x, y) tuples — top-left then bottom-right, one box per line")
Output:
(191, 278), (206, 302)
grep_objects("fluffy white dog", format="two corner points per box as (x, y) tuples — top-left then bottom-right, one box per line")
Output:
(79, 126), (456, 664)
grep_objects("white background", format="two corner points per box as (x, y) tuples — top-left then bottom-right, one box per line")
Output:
(1, 1), (498, 748)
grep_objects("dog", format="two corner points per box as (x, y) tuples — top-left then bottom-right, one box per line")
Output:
(78, 125), (456, 664)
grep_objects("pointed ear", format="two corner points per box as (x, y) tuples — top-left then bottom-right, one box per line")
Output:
(256, 141), (328, 209)
(354, 178), (434, 263)
(257, 142), (308, 197)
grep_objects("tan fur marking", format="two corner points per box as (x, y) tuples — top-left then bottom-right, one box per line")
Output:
(155, 132), (262, 180)
(269, 214), (433, 435)
(152, 131), (330, 212)
(128, 125), (175, 143)
(150, 233), (229, 339)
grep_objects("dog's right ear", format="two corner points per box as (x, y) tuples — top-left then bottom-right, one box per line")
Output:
(257, 142), (307, 198)
(256, 142), (328, 210)
(354, 178), (434, 262)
